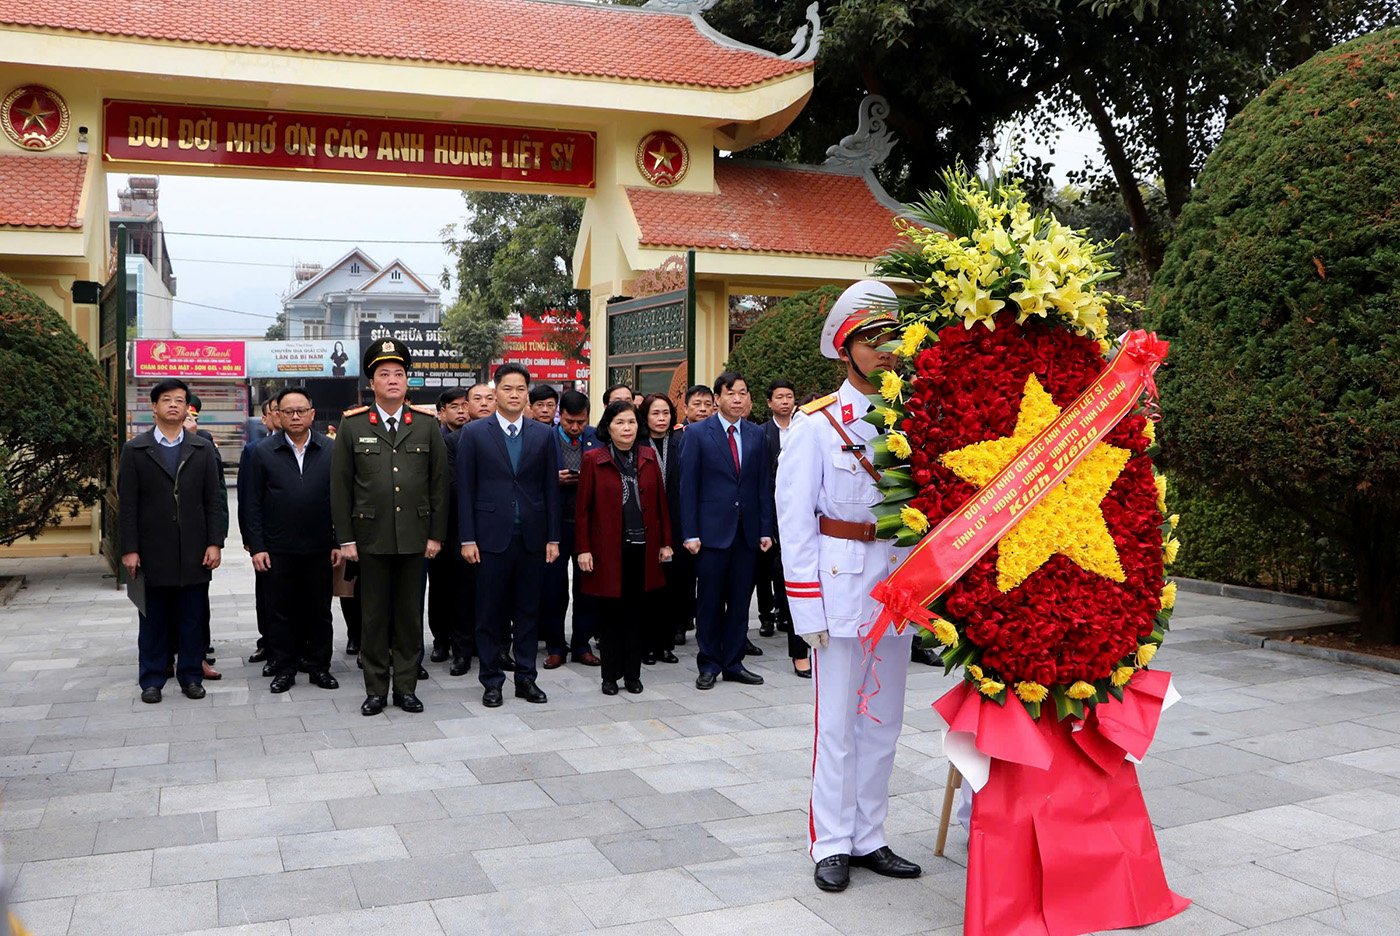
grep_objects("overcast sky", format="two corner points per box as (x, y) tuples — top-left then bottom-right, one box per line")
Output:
(117, 116), (1098, 338)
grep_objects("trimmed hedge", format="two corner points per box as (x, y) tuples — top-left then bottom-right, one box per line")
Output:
(1149, 28), (1400, 641)
(725, 285), (846, 422)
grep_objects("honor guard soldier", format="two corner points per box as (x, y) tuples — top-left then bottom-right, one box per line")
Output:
(331, 338), (449, 716)
(775, 280), (924, 893)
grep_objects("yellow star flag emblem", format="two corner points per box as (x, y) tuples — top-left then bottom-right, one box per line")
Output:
(941, 374), (1131, 592)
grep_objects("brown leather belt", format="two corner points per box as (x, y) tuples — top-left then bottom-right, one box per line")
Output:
(819, 516), (877, 542)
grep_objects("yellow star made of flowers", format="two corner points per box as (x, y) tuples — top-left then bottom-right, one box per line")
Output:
(940, 373), (1131, 592)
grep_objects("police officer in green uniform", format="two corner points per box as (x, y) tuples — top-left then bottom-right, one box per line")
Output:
(331, 338), (449, 716)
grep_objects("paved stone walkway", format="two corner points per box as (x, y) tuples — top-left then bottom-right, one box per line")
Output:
(2, 541), (1398, 935)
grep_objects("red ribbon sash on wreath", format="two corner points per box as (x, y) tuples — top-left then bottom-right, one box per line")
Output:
(866, 330), (1170, 648)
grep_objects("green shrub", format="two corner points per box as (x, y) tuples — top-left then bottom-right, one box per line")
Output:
(1149, 28), (1400, 642)
(725, 285), (846, 422)
(0, 274), (113, 544)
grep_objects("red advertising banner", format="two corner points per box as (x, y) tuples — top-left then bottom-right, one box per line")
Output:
(495, 313), (589, 383)
(104, 100), (596, 190)
(867, 331), (1170, 647)
(134, 339), (246, 378)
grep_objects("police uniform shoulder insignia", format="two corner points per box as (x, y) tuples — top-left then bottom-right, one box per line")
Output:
(409, 404), (437, 418)
(800, 393), (838, 415)
(342, 405), (371, 418)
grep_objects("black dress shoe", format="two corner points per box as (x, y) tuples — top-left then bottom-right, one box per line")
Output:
(181, 683), (206, 700)
(722, 666), (764, 685)
(345, 641), (360, 655)
(673, 629), (688, 646)
(417, 665), (431, 681)
(744, 639), (763, 656)
(247, 648), (268, 663)
(695, 672), (717, 690)
(911, 644), (939, 667)
(499, 655), (517, 672)
(450, 657), (471, 676)
(429, 645), (450, 663)
(601, 679), (619, 696)
(793, 661), (812, 679)
(759, 615), (777, 637)
(642, 653), (656, 665)
(814, 854), (850, 892)
(624, 677), (643, 694)
(482, 687), (504, 708)
(261, 662), (276, 677)
(850, 846), (922, 878)
(657, 650), (679, 664)
(514, 680), (548, 704)
(269, 673), (295, 694)
(392, 691), (424, 713)
(140, 686), (161, 704)
(309, 671), (339, 690)
(361, 694), (386, 716)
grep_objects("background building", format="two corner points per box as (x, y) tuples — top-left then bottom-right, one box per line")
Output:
(282, 249), (439, 342)
(108, 176), (175, 339)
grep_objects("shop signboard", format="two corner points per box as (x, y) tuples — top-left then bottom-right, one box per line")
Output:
(246, 339), (354, 378)
(133, 339), (245, 378)
(357, 322), (477, 387)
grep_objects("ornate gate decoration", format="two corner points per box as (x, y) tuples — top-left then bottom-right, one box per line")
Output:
(606, 249), (695, 396)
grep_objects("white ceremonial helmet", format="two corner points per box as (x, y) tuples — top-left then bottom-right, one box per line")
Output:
(819, 280), (900, 360)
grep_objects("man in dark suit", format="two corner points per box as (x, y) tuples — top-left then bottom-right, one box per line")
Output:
(541, 390), (602, 669)
(241, 387), (340, 694)
(427, 388), (471, 664)
(120, 378), (227, 703)
(458, 363), (562, 707)
(331, 339), (449, 716)
(757, 380), (797, 636)
(679, 371), (774, 689)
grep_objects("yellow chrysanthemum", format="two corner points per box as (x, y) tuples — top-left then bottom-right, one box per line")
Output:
(1163, 537), (1181, 565)
(1143, 420), (1156, 444)
(887, 432), (911, 460)
(1111, 667), (1135, 688)
(967, 664), (984, 681)
(931, 617), (958, 647)
(1066, 681), (1097, 700)
(1014, 681), (1049, 703)
(899, 322), (929, 357)
(1160, 581), (1177, 611)
(900, 505), (930, 536)
(977, 678), (1006, 697)
(1155, 474), (1168, 513)
(879, 370), (905, 403)
(1168, 513), (1180, 529)
(1136, 643), (1159, 668)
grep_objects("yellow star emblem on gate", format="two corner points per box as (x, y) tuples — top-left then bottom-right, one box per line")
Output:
(16, 97), (54, 133)
(648, 141), (677, 173)
(940, 373), (1131, 592)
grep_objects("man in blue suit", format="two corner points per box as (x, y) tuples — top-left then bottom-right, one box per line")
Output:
(457, 363), (562, 707)
(679, 371), (774, 689)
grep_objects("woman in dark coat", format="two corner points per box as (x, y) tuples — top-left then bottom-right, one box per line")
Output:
(637, 393), (683, 664)
(576, 401), (673, 695)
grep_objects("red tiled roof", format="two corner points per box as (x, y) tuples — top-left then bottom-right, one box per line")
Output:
(0, 154), (86, 229)
(627, 162), (902, 259)
(0, 0), (812, 89)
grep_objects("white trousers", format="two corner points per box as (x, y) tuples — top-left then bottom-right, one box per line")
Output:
(809, 632), (912, 862)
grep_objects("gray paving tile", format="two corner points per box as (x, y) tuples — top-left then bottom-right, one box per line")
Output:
(475, 836), (620, 890)
(287, 902), (445, 936)
(614, 789), (749, 829)
(7, 897), (75, 936)
(431, 889), (593, 936)
(160, 777), (270, 814)
(215, 752), (319, 781)
(94, 811), (220, 853)
(1258, 842), (1400, 901)
(266, 770), (377, 805)
(69, 741), (169, 771)
(2, 821), (98, 862)
(278, 825), (407, 870)
(367, 760), (479, 794)
(567, 867), (724, 928)
(111, 759), (218, 790)
(217, 866), (360, 925)
(395, 812), (527, 857)
(11, 849), (154, 900)
(537, 767), (659, 805)
(327, 789), (449, 828)
(69, 880), (218, 935)
(217, 801), (335, 840)
(670, 898), (842, 936)
(799, 879), (964, 935)
(350, 853), (494, 906)
(434, 778), (553, 816)
(505, 800), (641, 844)
(311, 743), (416, 773)
(1176, 864), (1338, 928)
(595, 822), (736, 873)
(1216, 803), (1377, 848)
(40, 788), (160, 826)
(463, 750), (579, 783)
(152, 836), (284, 884)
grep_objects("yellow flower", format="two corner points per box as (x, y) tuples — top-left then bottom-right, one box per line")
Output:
(1066, 681), (1097, 700)
(977, 678), (1005, 697)
(879, 370), (905, 403)
(880, 407), (899, 429)
(931, 617), (958, 647)
(887, 431), (911, 460)
(1160, 581), (1177, 611)
(1135, 643), (1158, 667)
(1111, 666), (1135, 688)
(1155, 474), (1168, 513)
(1168, 513), (1180, 529)
(1163, 537), (1181, 565)
(967, 664), (984, 681)
(1143, 420), (1156, 444)
(1014, 681), (1049, 703)
(899, 322), (929, 357)
(900, 505), (930, 536)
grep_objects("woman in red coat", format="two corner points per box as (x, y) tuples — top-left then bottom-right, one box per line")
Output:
(576, 401), (673, 695)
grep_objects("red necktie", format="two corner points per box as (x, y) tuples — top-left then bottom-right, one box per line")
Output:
(727, 424), (741, 476)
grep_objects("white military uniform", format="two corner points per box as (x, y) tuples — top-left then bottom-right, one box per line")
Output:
(777, 377), (915, 863)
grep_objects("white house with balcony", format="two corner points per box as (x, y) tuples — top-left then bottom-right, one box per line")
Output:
(282, 248), (440, 341)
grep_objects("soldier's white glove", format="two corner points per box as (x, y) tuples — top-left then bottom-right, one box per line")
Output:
(802, 631), (829, 650)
